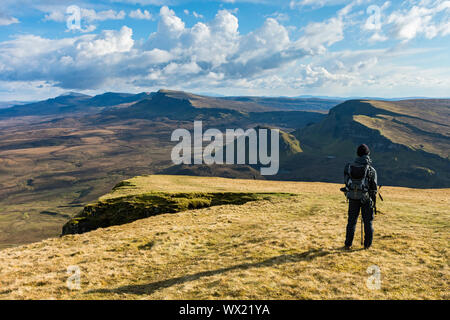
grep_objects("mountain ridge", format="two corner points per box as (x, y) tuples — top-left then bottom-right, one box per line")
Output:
(0, 89), (341, 119)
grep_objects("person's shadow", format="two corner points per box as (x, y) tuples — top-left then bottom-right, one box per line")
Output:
(88, 247), (348, 296)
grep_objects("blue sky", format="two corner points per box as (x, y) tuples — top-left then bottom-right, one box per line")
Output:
(0, 0), (449, 100)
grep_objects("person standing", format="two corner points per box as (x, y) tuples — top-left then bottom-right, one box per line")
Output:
(343, 144), (378, 249)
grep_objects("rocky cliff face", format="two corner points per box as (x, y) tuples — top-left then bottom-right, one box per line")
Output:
(62, 189), (276, 235)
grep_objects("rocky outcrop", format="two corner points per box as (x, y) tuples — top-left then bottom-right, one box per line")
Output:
(61, 191), (273, 235)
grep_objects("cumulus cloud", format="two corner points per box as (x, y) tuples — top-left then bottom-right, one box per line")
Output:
(298, 17), (344, 50)
(0, 26), (137, 89)
(1, 3), (449, 97)
(76, 26), (134, 57)
(0, 4), (351, 92)
(386, 0), (450, 41)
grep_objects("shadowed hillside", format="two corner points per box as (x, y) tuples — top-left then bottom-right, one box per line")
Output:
(0, 92), (153, 119)
(285, 99), (450, 188)
(163, 126), (303, 176)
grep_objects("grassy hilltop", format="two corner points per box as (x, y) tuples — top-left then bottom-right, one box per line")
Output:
(0, 175), (448, 300)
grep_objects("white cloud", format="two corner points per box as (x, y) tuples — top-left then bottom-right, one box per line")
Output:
(266, 12), (290, 22)
(193, 11), (204, 19)
(163, 61), (202, 75)
(368, 32), (388, 42)
(387, 1), (450, 41)
(39, 5), (126, 33)
(0, 26), (138, 89)
(43, 10), (65, 22)
(154, 6), (186, 46)
(129, 9), (153, 20)
(111, 0), (170, 4)
(0, 5), (349, 92)
(290, 0), (351, 9)
(82, 9), (126, 22)
(42, 7), (125, 32)
(0, 13), (19, 26)
(296, 17), (344, 53)
(76, 26), (134, 57)
(1, 3), (449, 98)
(44, 8), (126, 23)
(184, 9), (203, 19)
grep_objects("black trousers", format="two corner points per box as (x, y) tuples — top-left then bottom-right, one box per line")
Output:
(345, 199), (374, 248)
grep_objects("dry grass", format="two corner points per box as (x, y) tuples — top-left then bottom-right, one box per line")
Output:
(354, 114), (449, 158)
(0, 175), (448, 300)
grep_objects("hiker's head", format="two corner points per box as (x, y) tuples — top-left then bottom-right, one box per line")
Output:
(357, 144), (370, 157)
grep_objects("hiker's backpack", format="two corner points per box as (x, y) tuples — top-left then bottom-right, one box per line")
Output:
(345, 163), (370, 201)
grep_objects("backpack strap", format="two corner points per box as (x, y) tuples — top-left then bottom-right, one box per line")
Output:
(362, 165), (369, 191)
(346, 164), (352, 188)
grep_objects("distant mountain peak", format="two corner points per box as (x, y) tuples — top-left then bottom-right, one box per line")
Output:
(58, 91), (91, 98)
(158, 88), (182, 94)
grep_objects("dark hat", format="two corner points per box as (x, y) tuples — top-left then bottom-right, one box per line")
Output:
(357, 144), (370, 157)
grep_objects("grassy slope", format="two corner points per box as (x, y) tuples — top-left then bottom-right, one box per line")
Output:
(0, 175), (448, 300)
(357, 100), (449, 158)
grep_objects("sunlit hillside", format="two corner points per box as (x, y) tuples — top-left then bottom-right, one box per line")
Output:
(0, 175), (448, 300)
